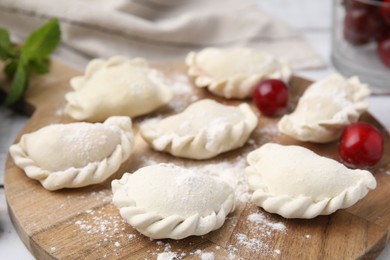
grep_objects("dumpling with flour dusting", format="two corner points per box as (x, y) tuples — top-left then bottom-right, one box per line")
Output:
(246, 143), (376, 219)
(9, 116), (134, 190)
(112, 164), (235, 239)
(139, 99), (258, 159)
(186, 47), (292, 99)
(278, 74), (370, 143)
(65, 57), (173, 122)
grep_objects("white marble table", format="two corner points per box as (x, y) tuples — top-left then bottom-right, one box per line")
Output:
(1, 0), (389, 259)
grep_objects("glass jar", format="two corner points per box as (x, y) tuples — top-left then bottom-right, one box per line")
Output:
(331, 0), (390, 89)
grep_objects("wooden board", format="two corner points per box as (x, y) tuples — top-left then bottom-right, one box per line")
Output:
(3, 61), (390, 259)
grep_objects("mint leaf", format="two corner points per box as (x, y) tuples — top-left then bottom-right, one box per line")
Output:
(0, 28), (12, 60)
(3, 62), (28, 106)
(1, 18), (61, 106)
(4, 59), (18, 78)
(21, 18), (61, 60)
(29, 58), (49, 74)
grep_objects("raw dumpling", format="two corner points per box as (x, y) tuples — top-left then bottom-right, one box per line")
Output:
(112, 164), (235, 239)
(278, 74), (370, 143)
(246, 143), (376, 219)
(10, 116), (134, 190)
(139, 99), (258, 159)
(186, 47), (292, 99)
(65, 57), (173, 122)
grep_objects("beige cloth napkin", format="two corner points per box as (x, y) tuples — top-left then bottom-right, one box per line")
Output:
(0, 0), (325, 69)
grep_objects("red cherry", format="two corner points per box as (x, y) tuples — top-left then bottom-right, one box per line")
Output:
(377, 36), (390, 67)
(343, 7), (378, 45)
(339, 122), (384, 168)
(373, 22), (388, 41)
(369, 7), (389, 40)
(380, 0), (390, 24)
(252, 79), (288, 117)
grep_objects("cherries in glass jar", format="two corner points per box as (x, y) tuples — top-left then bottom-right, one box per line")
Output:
(343, 0), (390, 68)
(377, 36), (390, 66)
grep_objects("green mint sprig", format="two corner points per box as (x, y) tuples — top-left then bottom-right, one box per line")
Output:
(0, 18), (61, 106)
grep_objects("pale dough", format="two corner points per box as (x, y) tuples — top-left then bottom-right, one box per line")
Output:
(10, 116), (134, 190)
(139, 99), (258, 159)
(246, 143), (376, 219)
(112, 164), (235, 239)
(186, 47), (292, 99)
(65, 57), (173, 122)
(278, 74), (370, 143)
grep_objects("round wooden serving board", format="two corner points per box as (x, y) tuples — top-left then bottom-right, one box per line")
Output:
(3, 61), (390, 260)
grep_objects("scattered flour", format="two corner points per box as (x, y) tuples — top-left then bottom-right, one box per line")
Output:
(89, 190), (112, 203)
(55, 108), (64, 116)
(191, 249), (215, 260)
(229, 233), (282, 257)
(151, 243), (217, 260)
(199, 252), (214, 260)
(168, 73), (200, 112)
(200, 252), (214, 260)
(247, 213), (286, 232)
(235, 233), (270, 253)
(169, 74), (194, 96)
(224, 211), (286, 257)
(156, 252), (178, 260)
(256, 123), (280, 143)
(153, 242), (182, 260)
(377, 166), (390, 175)
(73, 203), (138, 250)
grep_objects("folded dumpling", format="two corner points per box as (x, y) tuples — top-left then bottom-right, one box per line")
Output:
(278, 74), (370, 143)
(246, 143), (376, 219)
(112, 164), (235, 239)
(65, 57), (173, 122)
(10, 116), (134, 190)
(186, 47), (291, 99)
(139, 99), (258, 159)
